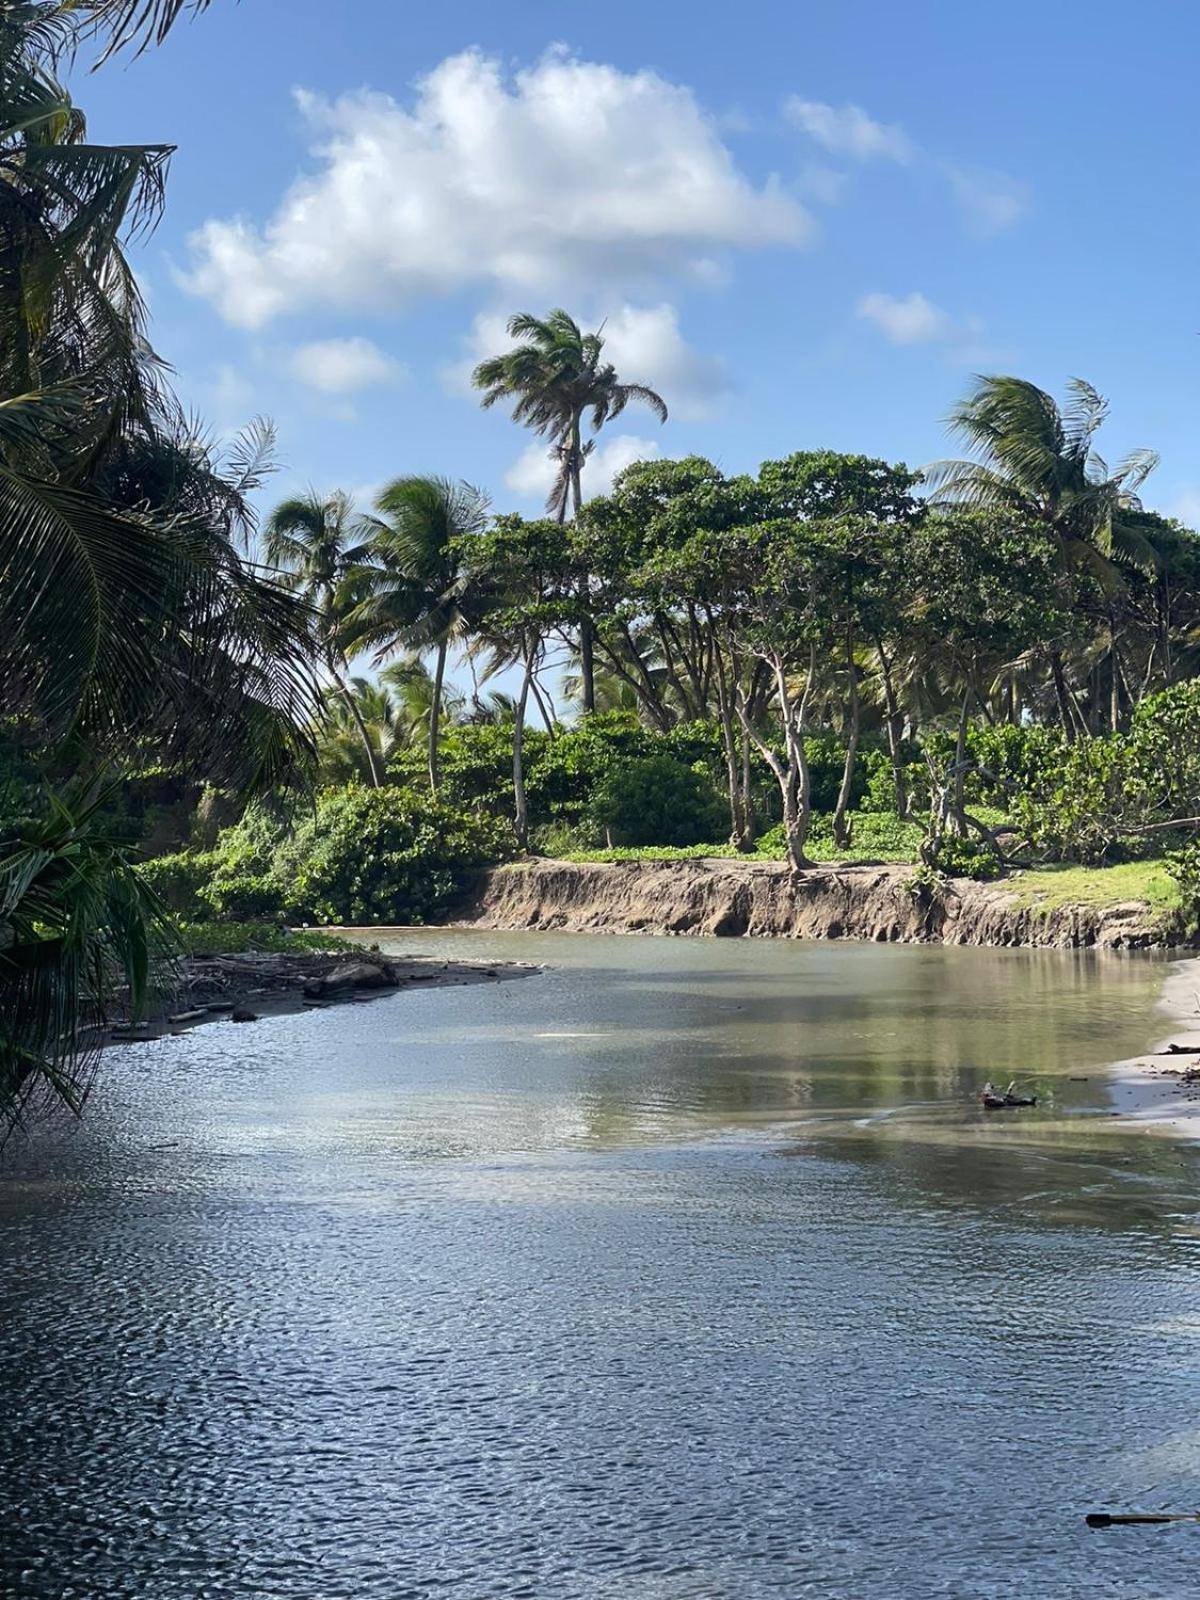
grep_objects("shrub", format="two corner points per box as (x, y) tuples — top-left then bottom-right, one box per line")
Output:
(927, 834), (1003, 880)
(139, 849), (220, 918)
(587, 753), (727, 847)
(175, 922), (362, 956)
(277, 786), (514, 924)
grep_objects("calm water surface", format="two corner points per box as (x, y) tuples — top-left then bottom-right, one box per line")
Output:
(3, 933), (1200, 1598)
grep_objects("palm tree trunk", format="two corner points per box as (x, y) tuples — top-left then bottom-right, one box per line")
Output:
(566, 411), (596, 716)
(428, 637), (447, 792)
(1108, 614), (1124, 733)
(327, 655), (382, 789)
(1049, 650), (1076, 742)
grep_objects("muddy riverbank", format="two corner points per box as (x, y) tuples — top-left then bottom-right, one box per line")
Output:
(461, 858), (1178, 949)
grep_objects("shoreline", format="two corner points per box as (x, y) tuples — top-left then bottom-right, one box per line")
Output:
(1106, 956), (1200, 1136)
(108, 949), (536, 1046)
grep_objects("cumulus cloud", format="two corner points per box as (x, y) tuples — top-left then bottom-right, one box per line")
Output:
(784, 97), (914, 164)
(447, 301), (729, 421)
(856, 291), (952, 345)
(599, 303), (730, 419)
(856, 290), (990, 361)
(183, 48), (809, 328)
(288, 335), (401, 394)
(506, 434), (661, 504)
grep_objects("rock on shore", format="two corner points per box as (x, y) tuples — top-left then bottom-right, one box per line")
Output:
(463, 859), (1173, 950)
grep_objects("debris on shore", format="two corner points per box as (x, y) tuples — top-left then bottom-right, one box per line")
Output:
(109, 950), (535, 1045)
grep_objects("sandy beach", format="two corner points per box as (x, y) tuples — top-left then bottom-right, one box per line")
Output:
(1107, 956), (1200, 1134)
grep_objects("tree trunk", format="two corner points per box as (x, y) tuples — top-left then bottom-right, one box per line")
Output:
(711, 625), (748, 849)
(949, 686), (972, 837)
(566, 412), (596, 716)
(875, 642), (907, 817)
(1108, 615), (1124, 733)
(740, 723), (754, 848)
(328, 656), (382, 789)
(774, 653), (815, 872)
(733, 653), (813, 872)
(428, 637), (447, 792)
(1049, 650), (1076, 742)
(513, 643), (535, 849)
(832, 626), (860, 849)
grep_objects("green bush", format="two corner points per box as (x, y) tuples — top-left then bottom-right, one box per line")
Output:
(141, 788), (513, 928)
(176, 922), (363, 956)
(587, 753), (727, 847)
(277, 786), (513, 924)
(928, 834), (1003, 880)
(139, 849), (220, 918)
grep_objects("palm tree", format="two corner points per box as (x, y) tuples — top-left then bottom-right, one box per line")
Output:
(264, 490), (383, 787)
(348, 476), (489, 792)
(71, 0), (215, 58)
(472, 309), (668, 712)
(925, 376), (1159, 735)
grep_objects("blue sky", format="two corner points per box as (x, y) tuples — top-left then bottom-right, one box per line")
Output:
(78, 0), (1200, 524)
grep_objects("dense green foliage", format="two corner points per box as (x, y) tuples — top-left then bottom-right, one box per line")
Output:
(148, 788), (512, 927)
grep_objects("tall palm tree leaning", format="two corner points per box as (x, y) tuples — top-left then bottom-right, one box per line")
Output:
(471, 309), (668, 712)
(348, 476), (489, 792)
(924, 376), (1159, 737)
(264, 491), (384, 787)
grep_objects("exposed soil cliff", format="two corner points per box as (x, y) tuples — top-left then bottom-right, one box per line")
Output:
(464, 858), (1178, 949)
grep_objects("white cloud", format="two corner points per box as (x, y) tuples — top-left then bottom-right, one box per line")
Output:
(942, 164), (1030, 235)
(856, 290), (991, 361)
(184, 48), (810, 328)
(786, 95), (1026, 235)
(288, 336), (401, 394)
(599, 303), (730, 420)
(505, 433), (661, 504)
(784, 97), (914, 163)
(856, 291), (952, 345)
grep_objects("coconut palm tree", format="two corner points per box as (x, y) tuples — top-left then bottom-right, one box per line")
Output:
(71, 0), (215, 57)
(472, 309), (668, 712)
(348, 476), (489, 792)
(264, 490), (383, 787)
(925, 376), (1159, 735)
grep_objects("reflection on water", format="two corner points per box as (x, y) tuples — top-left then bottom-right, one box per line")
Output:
(2, 933), (1200, 1598)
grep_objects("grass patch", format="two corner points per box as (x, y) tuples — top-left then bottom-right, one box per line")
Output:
(174, 921), (367, 956)
(1001, 860), (1182, 920)
(551, 811), (927, 867)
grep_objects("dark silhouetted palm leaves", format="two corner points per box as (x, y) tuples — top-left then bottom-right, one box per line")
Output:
(0, 1), (320, 1125)
(0, 781), (172, 1140)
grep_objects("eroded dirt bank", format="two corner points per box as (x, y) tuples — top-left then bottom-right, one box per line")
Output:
(463, 858), (1180, 949)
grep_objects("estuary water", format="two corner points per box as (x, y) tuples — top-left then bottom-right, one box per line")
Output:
(2, 932), (1200, 1598)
